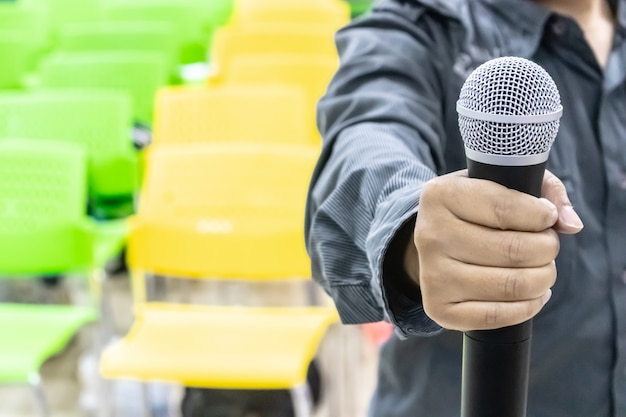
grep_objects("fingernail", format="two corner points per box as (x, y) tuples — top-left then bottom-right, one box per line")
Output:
(542, 289), (553, 305)
(560, 205), (584, 229)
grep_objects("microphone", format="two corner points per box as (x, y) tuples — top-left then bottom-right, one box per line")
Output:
(456, 56), (563, 417)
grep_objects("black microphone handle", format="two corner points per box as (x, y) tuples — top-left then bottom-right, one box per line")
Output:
(461, 159), (547, 417)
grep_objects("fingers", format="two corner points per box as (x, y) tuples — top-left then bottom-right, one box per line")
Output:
(428, 291), (553, 332)
(419, 256), (557, 331)
(541, 170), (584, 234)
(422, 172), (558, 232)
(426, 260), (557, 303)
(436, 222), (560, 268)
(413, 170), (565, 331)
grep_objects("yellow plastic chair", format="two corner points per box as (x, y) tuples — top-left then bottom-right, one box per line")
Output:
(100, 142), (338, 417)
(152, 84), (313, 146)
(210, 23), (338, 75)
(218, 55), (339, 145)
(231, 0), (350, 30)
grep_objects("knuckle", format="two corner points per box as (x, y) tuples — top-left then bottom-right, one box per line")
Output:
(422, 298), (444, 323)
(537, 229), (560, 262)
(484, 304), (501, 326)
(548, 230), (561, 257)
(545, 174), (563, 191)
(413, 221), (439, 250)
(526, 299), (542, 320)
(548, 261), (557, 286)
(422, 294), (458, 330)
(502, 269), (524, 300)
(421, 179), (443, 204)
(540, 205), (557, 227)
(500, 233), (525, 266)
(492, 197), (511, 229)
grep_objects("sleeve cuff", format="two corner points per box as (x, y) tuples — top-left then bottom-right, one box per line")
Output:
(366, 185), (444, 338)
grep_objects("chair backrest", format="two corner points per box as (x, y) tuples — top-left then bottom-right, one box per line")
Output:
(32, 0), (101, 35)
(232, 0), (350, 29)
(197, 0), (234, 27)
(129, 142), (319, 279)
(0, 90), (137, 199)
(101, 1), (206, 64)
(56, 21), (179, 75)
(37, 51), (168, 124)
(210, 23), (337, 74)
(222, 55), (339, 145)
(0, 33), (33, 90)
(0, 139), (93, 275)
(345, 0), (374, 17)
(0, 3), (50, 53)
(152, 85), (311, 146)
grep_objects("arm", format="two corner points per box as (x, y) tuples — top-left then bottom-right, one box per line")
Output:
(305, 1), (451, 336)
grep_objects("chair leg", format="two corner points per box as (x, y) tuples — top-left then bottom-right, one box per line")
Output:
(28, 373), (49, 417)
(142, 383), (153, 417)
(291, 383), (313, 417)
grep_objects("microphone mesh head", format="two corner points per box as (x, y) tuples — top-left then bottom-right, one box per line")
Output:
(458, 56), (561, 156)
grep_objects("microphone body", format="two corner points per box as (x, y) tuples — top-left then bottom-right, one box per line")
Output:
(456, 57), (563, 417)
(461, 161), (546, 417)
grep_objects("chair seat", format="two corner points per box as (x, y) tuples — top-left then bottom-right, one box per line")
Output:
(128, 218), (310, 279)
(0, 303), (97, 383)
(101, 303), (338, 389)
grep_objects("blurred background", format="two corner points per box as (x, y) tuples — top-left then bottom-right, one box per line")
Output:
(0, 0), (394, 416)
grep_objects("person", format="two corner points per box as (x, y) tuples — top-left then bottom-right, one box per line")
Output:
(305, 0), (626, 416)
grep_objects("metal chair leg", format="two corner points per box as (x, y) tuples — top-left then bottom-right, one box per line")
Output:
(291, 383), (313, 417)
(142, 383), (153, 417)
(28, 373), (49, 417)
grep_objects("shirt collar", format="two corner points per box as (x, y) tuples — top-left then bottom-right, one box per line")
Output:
(477, 0), (553, 58)
(480, 0), (552, 34)
(480, 0), (626, 54)
(615, 0), (626, 33)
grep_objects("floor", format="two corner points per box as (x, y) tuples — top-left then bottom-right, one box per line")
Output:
(0, 270), (382, 417)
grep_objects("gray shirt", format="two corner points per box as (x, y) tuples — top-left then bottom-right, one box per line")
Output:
(305, 0), (626, 415)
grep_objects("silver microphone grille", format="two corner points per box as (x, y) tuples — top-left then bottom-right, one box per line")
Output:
(457, 56), (562, 158)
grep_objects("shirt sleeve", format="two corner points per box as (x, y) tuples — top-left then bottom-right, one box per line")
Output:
(305, 1), (453, 337)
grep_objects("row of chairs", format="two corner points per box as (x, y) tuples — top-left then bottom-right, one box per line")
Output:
(0, 137), (337, 416)
(0, 0), (372, 90)
(0, 0), (371, 415)
(96, 2), (349, 415)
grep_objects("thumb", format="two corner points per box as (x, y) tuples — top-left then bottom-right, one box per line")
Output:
(541, 170), (584, 234)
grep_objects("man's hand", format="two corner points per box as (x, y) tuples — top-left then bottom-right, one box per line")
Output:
(408, 170), (583, 331)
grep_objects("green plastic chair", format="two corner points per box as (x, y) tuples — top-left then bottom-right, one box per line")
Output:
(56, 21), (180, 81)
(101, 1), (207, 65)
(0, 90), (138, 218)
(0, 139), (125, 416)
(0, 33), (32, 89)
(345, 0), (373, 17)
(0, 4), (50, 65)
(199, 0), (233, 27)
(36, 51), (169, 125)
(26, 0), (101, 35)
